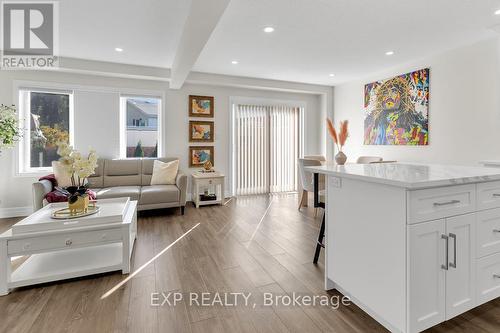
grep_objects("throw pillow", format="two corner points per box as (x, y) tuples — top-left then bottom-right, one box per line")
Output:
(52, 161), (73, 188)
(150, 159), (179, 185)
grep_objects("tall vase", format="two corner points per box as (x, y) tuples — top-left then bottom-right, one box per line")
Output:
(335, 151), (347, 165)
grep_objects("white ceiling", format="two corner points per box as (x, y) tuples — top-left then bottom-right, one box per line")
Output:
(59, 0), (190, 68)
(193, 0), (499, 85)
(59, 0), (500, 85)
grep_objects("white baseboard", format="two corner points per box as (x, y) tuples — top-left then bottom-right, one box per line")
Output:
(0, 206), (32, 218)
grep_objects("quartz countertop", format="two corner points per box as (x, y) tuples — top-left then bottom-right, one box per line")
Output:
(480, 160), (500, 167)
(305, 163), (500, 189)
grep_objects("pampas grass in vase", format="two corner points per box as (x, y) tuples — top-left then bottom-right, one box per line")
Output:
(327, 118), (349, 165)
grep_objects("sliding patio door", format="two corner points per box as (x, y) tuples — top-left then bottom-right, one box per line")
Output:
(233, 104), (302, 195)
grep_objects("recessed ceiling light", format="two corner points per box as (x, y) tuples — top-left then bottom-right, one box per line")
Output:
(263, 26), (275, 33)
(495, 9), (500, 15)
(115, 47), (123, 52)
(231, 60), (239, 64)
(329, 73), (335, 77)
(385, 51), (394, 56)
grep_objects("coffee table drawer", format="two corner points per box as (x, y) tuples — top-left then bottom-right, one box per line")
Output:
(8, 228), (122, 255)
(408, 184), (476, 224)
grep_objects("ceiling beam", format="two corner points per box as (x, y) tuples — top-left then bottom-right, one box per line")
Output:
(169, 0), (231, 89)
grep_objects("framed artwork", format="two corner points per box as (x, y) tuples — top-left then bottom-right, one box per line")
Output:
(364, 68), (429, 145)
(189, 121), (214, 142)
(189, 146), (214, 167)
(189, 95), (214, 117)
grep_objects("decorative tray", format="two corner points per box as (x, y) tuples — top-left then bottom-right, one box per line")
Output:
(51, 205), (101, 219)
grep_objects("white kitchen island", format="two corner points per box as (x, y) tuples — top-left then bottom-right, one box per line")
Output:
(306, 163), (500, 333)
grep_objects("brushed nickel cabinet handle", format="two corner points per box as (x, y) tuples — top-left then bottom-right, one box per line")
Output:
(449, 233), (457, 269)
(434, 200), (460, 207)
(494, 274), (500, 279)
(493, 229), (500, 233)
(441, 234), (449, 270)
(493, 194), (500, 197)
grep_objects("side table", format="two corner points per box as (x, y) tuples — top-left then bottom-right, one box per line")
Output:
(191, 172), (225, 208)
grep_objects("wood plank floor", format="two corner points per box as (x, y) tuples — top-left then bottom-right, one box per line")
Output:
(0, 194), (499, 332)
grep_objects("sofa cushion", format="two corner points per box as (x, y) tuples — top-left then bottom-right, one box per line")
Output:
(87, 158), (104, 188)
(92, 186), (141, 201)
(139, 185), (179, 205)
(52, 161), (73, 188)
(141, 157), (179, 185)
(104, 159), (141, 187)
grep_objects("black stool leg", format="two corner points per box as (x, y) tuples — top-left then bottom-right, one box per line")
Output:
(313, 211), (325, 264)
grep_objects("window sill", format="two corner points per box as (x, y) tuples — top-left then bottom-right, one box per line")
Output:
(15, 168), (53, 178)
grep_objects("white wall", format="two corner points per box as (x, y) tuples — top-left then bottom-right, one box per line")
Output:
(165, 83), (322, 191)
(334, 37), (500, 165)
(0, 69), (326, 214)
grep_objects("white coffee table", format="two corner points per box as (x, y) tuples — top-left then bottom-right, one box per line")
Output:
(0, 198), (137, 296)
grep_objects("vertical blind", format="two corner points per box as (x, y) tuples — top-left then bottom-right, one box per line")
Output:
(269, 106), (300, 193)
(235, 104), (301, 195)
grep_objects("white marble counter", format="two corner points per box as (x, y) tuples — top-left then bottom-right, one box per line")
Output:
(305, 163), (500, 189)
(480, 160), (500, 167)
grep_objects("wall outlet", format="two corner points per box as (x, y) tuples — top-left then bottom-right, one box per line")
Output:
(329, 176), (342, 188)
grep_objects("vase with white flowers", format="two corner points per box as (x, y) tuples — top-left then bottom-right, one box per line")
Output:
(0, 104), (22, 154)
(57, 142), (98, 214)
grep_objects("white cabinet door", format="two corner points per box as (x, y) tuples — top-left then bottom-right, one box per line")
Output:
(408, 219), (446, 333)
(445, 213), (476, 320)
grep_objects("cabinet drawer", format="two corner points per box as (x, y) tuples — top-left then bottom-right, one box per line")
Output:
(8, 228), (122, 255)
(408, 185), (476, 224)
(476, 252), (500, 305)
(196, 178), (221, 187)
(476, 208), (500, 258)
(477, 181), (500, 211)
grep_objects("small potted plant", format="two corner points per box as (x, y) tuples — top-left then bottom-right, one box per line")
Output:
(327, 118), (349, 165)
(57, 142), (98, 214)
(0, 104), (22, 154)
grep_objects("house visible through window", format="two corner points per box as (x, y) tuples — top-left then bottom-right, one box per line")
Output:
(18, 89), (73, 173)
(121, 96), (160, 158)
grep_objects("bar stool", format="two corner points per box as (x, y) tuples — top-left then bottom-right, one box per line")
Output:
(313, 172), (325, 264)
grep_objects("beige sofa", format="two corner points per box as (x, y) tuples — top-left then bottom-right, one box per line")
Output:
(33, 157), (187, 214)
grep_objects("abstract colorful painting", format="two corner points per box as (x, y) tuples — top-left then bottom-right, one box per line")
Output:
(189, 146), (214, 167)
(189, 121), (214, 142)
(189, 95), (214, 117)
(364, 68), (429, 145)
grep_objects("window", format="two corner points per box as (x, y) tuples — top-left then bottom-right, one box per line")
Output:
(120, 96), (161, 158)
(18, 89), (74, 173)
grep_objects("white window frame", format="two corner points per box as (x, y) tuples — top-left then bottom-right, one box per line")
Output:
(119, 94), (163, 159)
(16, 87), (75, 176)
(13, 80), (165, 176)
